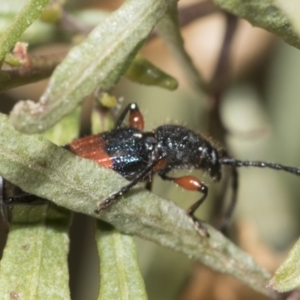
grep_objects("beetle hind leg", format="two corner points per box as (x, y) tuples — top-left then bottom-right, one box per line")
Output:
(160, 174), (209, 237)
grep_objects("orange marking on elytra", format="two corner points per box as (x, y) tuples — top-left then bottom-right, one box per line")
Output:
(69, 135), (113, 169)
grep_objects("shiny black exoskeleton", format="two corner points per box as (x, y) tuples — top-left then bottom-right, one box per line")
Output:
(101, 128), (157, 180)
(101, 125), (221, 181)
(66, 103), (226, 236)
(154, 125), (221, 180)
(3, 102), (300, 237)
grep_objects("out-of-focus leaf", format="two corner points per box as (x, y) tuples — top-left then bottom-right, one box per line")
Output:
(91, 109), (114, 135)
(212, 0), (300, 50)
(275, 1), (300, 38)
(43, 106), (81, 145)
(125, 55), (178, 90)
(269, 237), (300, 292)
(98, 93), (118, 109)
(0, 0), (50, 61)
(40, 2), (63, 23)
(10, 0), (178, 134)
(91, 93), (116, 134)
(96, 222), (147, 300)
(156, 7), (204, 93)
(0, 113), (280, 299)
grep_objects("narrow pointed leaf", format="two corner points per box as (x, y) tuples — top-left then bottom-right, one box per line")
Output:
(10, 0), (178, 133)
(97, 222), (147, 300)
(0, 206), (71, 300)
(269, 237), (300, 292)
(156, 7), (205, 93)
(125, 55), (178, 90)
(212, 0), (300, 50)
(0, 113), (281, 299)
(275, 1), (300, 38)
(0, 109), (80, 299)
(0, 0), (50, 61)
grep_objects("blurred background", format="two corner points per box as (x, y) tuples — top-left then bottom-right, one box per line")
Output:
(1, 0), (300, 299)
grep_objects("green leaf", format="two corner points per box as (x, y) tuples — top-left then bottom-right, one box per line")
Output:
(0, 113), (279, 299)
(42, 106), (81, 146)
(212, 0), (300, 50)
(274, 0), (300, 38)
(10, 0), (178, 134)
(0, 0), (50, 61)
(96, 222), (147, 300)
(125, 55), (178, 90)
(269, 237), (300, 292)
(0, 206), (71, 300)
(0, 107), (80, 299)
(156, 7), (205, 93)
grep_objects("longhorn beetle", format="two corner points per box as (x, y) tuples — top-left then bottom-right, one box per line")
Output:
(3, 103), (300, 236)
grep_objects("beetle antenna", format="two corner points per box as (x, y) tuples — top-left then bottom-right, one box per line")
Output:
(219, 157), (300, 176)
(217, 155), (300, 231)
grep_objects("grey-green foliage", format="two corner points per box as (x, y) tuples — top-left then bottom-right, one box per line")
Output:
(213, 0), (300, 49)
(0, 0), (50, 60)
(96, 222), (148, 300)
(0, 113), (277, 299)
(0, 206), (71, 300)
(269, 237), (300, 292)
(0, 109), (79, 300)
(10, 0), (179, 133)
(1, 0), (300, 298)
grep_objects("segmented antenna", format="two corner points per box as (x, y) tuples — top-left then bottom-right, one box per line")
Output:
(219, 157), (300, 176)
(217, 156), (300, 231)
